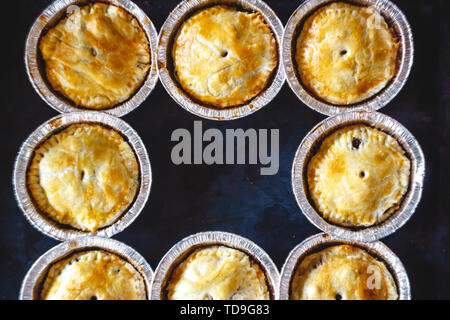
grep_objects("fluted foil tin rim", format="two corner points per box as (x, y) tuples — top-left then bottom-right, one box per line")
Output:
(20, 236), (153, 300)
(291, 111), (425, 242)
(282, 0), (414, 116)
(157, 0), (285, 121)
(13, 112), (152, 241)
(25, 0), (159, 117)
(151, 231), (280, 300)
(279, 233), (411, 300)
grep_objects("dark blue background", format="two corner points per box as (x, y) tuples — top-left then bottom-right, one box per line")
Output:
(1, 0), (448, 299)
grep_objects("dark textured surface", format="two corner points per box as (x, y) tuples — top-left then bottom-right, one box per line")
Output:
(1, 0), (448, 300)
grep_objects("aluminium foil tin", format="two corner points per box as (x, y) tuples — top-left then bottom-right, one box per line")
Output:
(283, 0), (414, 116)
(151, 231), (280, 300)
(279, 233), (411, 300)
(25, 0), (159, 117)
(291, 111), (425, 242)
(13, 112), (152, 241)
(157, 0), (285, 120)
(20, 236), (153, 300)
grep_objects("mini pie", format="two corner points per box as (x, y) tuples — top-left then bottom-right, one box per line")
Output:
(27, 124), (139, 232)
(166, 246), (270, 300)
(307, 125), (410, 227)
(291, 245), (398, 300)
(39, 3), (150, 109)
(172, 5), (277, 108)
(40, 250), (146, 300)
(295, 2), (399, 105)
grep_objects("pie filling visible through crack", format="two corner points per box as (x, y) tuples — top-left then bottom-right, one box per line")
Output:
(172, 5), (278, 108)
(40, 250), (146, 300)
(307, 124), (411, 227)
(295, 2), (399, 105)
(27, 124), (140, 232)
(166, 246), (270, 300)
(39, 3), (150, 109)
(291, 245), (398, 300)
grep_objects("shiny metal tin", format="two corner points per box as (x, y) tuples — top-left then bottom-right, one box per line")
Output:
(283, 0), (414, 116)
(279, 233), (411, 300)
(20, 236), (153, 300)
(157, 0), (285, 121)
(13, 112), (152, 241)
(25, 0), (159, 117)
(292, 111), (425, 242)
(151, 231), (280, 300)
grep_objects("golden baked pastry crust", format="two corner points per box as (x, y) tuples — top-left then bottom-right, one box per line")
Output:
(307, 125), (410, 227)
(295, 2), (399, 105)
(27, 124), (139, 232)
(172, 5), (277, 108)
(167, 246), (270, 300)
(40, 250), (146, 300)
(39, 3), (150, 109)
(291, 245), (398, 300)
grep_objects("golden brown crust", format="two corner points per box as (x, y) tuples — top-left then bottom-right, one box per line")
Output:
(295, 2), (399, 105)
(167, 246), (270, 300)
(27, 124), (139, 232)
(291, 245), (398, 300)
(39, 3), (150, 109)
(172, 5), (278, 108)
(307, 125), (410, 227)
(40, 250), (146, 300)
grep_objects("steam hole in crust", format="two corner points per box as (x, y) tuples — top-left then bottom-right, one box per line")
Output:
(80, 170), (85, 180)
(312, 259), (323, 269)
(335, 293), (342, 300)
(340, 50), (347, 56)
(359, 171), (366, 178)
(352, 137), (361, 150)
(90, 296), (98, 300)
(221, 50), (228, 58)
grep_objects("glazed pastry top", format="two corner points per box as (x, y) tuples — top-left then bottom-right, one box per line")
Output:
(39, 3), (150, 109)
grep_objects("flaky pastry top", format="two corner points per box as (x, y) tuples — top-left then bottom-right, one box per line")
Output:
(167, 246), (270, 300)
(296, 2), (399, 105)
(27, 124), (139, 232)
(40, 250), (146, 300)
(39, 3), (150, 109)
(172, 5), (277, 108)
(307, 125), (410, 227)
(291, 245), (398, 300)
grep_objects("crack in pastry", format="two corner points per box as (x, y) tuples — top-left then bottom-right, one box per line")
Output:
(307, 125), (410, 227)
(39, 3), (150, 109)
(27, 124), (139, 232)
(291, 245), (398, 300)
(40, 250), (146, 300)
(172, 5), (278, 108)
(166, 246), (270, 300)
(295, 2), (399, 105)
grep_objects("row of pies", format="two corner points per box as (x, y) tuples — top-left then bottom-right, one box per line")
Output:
(24, 120), (410, 234)
(35, 236), (399, 300)
(37, 1), (400, 111)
